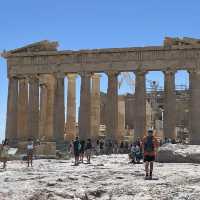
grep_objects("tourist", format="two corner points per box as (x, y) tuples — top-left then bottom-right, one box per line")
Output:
(99, 139), (104, 154)
(129, 143), (141, 163)
(27, 138), (34, 167)
(129, 144), (135, 163)
(134, 143), (142, 163)
(119, 141), (124, 154)
(73, 137), (80, 166)
(124, 141), (129, 153)
(107, 140), (113, 154)
(79, 140), (85, 163)
(1, 138), (9, 169)
(68, 140), (74, 156)
(142, 130), (158, 180)
(135, 138), (142, 152)
(95, 140), (100, 155)
(113, 141), (118, 154)
(85, 139), (92, 164)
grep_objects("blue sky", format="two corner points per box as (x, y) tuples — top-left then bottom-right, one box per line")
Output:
(0, 0), (198, 141)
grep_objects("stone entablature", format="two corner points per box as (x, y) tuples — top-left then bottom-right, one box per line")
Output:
(2, 41), (200, 77)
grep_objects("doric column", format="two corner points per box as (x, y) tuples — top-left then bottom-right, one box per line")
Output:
(189, 69), (200, 144)
(91, 73), (101, 141)
(39, 75), (56, 142)
(66, 74), (77, 141)
(28, 75), (39, 140)
(5, 76), (18, 145)
(46, 75), (56, 142)
(134, 70), (146, 140)
(39, 83), (47, 140)
(163, 69), (176, 139)
(79, 72), (91, 140)
(53, 73), (65, 145)
(106, 71), (119, 141)
(17, 77), (28, 141)
(118, 96), (126, 141)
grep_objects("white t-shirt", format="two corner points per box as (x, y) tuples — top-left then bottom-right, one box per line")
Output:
(27, 143), (34, 150)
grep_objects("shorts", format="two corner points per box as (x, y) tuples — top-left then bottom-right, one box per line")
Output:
(74, 151), (79, 157)
(27, 150), (33, 156)
(144, 155), (155, 162)
(85, 149), (91, 157)
(80, 149), (84, 154)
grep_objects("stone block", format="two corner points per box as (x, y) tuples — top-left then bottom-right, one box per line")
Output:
(157, 144), (200, 163)
(35, 142), (56, 156)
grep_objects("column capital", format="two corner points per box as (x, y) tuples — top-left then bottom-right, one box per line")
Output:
(134, 69), (147, 76)
(106, 71), (119, 77)
(53, 72), (65, 79)
(66, 73), (77, 80)
(187, 68), (200, 75)
(92, 73), (101, 79)
(79, 71), (93, 77)
(8, 75), (18, 80)
(28, 74), (39, 81)
(17, 76), (27, 80)
(40, 84), (47, 89)
(163, 68), (176, 75)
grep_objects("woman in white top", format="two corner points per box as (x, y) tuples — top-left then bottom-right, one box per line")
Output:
(27, 139), (34, 167)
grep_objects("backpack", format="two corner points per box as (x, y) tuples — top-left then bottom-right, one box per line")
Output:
(144, 136), (154, 152)
(78, 143), (81, 151)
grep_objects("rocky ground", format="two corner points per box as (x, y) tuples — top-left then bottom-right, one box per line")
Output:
(157, 143), (200, 163)
(1, 154), (200, 200)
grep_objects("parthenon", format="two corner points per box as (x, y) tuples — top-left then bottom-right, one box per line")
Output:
(2, 37), (200, 149)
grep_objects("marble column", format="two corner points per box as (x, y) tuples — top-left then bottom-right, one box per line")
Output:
(39, 75), (56, 142)
(53, 73), (65, 145)
(28, 76), (39, 140)
(163, 70), (176, 139)
(17, 78), (28, 141)
(91, 74), (101, 141)
(39, 83), (47, 141)
(134, 70), (146, 140)
(106, 71), (118, 142)
(79, 72), (91, 140)
(5, 76), (18, 145)
(189, 69), (200, 144)
(66, 74), (77, 141)
(118, 96), (126, 141)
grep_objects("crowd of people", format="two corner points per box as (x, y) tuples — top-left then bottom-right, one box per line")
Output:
(67, 129), (160, 179)
(0, 129), (165, 179)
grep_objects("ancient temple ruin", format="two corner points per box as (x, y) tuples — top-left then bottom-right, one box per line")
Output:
(2, 37), (200, 148)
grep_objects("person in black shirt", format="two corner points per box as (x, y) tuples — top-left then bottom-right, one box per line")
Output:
(73, 137), (80, 166)
(85, 139), (92, 164)
(79, 140), (85, 163)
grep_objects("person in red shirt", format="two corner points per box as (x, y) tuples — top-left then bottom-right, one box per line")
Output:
(142, 129), (158, 179)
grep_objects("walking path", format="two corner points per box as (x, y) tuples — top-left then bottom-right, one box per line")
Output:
(0, 154), (200, 200)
